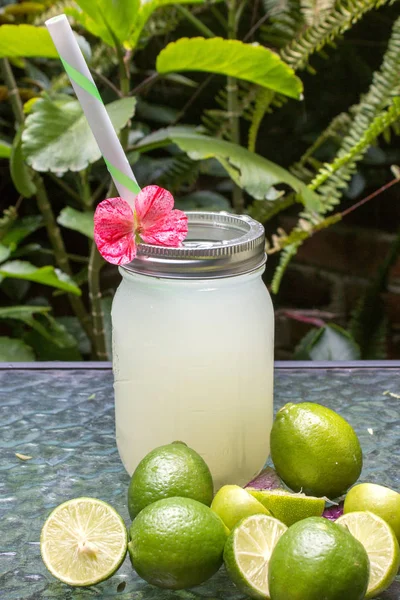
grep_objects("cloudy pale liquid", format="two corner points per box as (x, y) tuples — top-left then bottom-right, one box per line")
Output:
(112, 269), (274, 489)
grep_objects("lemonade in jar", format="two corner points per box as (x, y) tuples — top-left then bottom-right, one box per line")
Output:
(111, 211), (274, 488)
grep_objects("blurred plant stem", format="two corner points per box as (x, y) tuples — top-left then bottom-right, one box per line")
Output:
(80, 168), (108, 360)
(175, 5), (215, 37)
(0, 57), (96, 350)
(88, 242), (107, 360)
(227, 0), (244, 214)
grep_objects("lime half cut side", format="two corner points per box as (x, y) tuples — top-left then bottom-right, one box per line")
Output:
(40, 497), (128, 587)
(224, 514), (287, 599)
(336, 511), (400, 599)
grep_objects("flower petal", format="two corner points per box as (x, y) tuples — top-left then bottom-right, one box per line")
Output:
(94, 197), (137, 265)
(135, 185), (174, 227)
(140, 209), (188, 246)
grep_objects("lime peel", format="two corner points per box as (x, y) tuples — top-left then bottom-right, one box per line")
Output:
(248, 489), (325, 526)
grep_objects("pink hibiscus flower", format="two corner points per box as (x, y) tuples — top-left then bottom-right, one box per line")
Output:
(94, 185), (188, 265)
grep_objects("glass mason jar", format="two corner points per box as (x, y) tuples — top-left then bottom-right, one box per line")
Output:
(112, 211), (274, 488)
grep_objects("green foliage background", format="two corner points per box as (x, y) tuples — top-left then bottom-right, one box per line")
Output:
(0, 0), (399, 361)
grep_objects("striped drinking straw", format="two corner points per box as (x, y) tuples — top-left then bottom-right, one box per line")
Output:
(46, 14), (140, 207)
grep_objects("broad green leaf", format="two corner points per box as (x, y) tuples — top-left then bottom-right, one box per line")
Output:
(0, 306), (80, 356)
(156, 38), (303, 99)
(10, 125), (37, 198)
(53, 266), (88, 297)
(2, 215), (43, 247)
(64, 7), (114, 47)
(69, 0), (204, 49)
(22, 95), (136, 174)
(57, 316), (91, 355)
(1, 279), (30, 302)
(74, 0), (140, 46)
(0, 244), (11, 263)
(57, 207), (94, 239)
(295, 324), (361, 361)
(175, 191), (231, 211)
(135, 127), (318, 206)
(0, 336), (35, 361)
(24, 315), (82, 360)
(0, 305), (50, 323)
(0, 25), (57, 58)
(0, 261), (81, 295)
(0, 140), (11, 158)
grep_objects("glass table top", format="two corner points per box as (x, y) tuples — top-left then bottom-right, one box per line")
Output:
(1, 363), (399, 599)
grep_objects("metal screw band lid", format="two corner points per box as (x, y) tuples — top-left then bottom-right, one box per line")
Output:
(121, 211), (266, 279)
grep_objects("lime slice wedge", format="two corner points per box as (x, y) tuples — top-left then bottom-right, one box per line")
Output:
(211, 485), (271, 531)
(40, 497), (128, 587)
(224, 514), (287, 599)
(336, 511), (400, 599)
(247, 489), (325, 526)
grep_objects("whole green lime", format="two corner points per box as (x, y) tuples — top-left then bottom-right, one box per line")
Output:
(270, 403), (362, 498)
(128, 442), (213, 519)
(344, 482), (400, 542)
(268, 517), (369, 600)
(128, 497), (227, 589)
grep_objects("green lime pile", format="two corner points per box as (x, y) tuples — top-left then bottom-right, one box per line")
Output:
(39, 403), (400, 599)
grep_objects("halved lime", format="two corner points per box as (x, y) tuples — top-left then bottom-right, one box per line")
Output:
(336, 511), (400, 598)
(224, 514), (287, 599)
(40, 497), (128, 586)
(248, 489), (325, 526)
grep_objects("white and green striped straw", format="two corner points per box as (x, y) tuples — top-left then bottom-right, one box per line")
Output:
(46, 14), (140, 207)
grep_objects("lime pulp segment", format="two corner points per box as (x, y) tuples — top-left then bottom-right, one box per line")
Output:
(40, 497), (128, 587)
(224, 514), (287, 599)
(336, 511), (400, 599)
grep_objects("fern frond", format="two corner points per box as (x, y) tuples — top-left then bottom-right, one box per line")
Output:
(248, 89), (275, 152)
(281, 0), (391, 71)
(308, 15), (400, 212)
(271, 98), (400, 289)
(157, 154), (199, 194)
(269, 213), (342, 292)
(270, 97), (400, 291)
(300, 0), (336, 27)
(249, 0), (389, 151)
(261, 0), (305, 49)
(309, 97), (400, 196)
(271, 242), (302, 293)
(291, 113), (352, 180)
(248, 194), (298, 223)
(202, 82), (257, 139)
